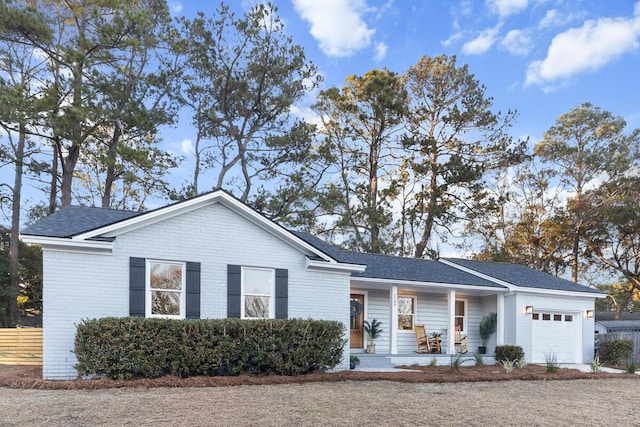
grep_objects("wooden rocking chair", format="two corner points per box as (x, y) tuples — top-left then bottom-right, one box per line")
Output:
(414, 325), (441, 354)
(454, 325), (468, 354)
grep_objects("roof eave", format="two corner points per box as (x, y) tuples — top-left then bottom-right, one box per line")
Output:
(306, 258), (367, 273)
(20, 235), (113, 255)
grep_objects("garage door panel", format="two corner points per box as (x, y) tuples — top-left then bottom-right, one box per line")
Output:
(531, 312), (579, 363)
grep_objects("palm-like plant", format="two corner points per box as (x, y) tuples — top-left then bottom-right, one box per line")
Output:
(363, 318), (383, 345)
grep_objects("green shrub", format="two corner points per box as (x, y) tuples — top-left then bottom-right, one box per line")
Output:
(599, 339), (633, 366)
(74, 317), (346, 380)
(625, 358), (636, 374)
(545, 353), (559, 373)
(494, 345), (524, 363)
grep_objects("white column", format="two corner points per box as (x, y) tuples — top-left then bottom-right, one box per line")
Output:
(390, 286), (398, 354)
(447, 289), (456, 354)
(496, 293), (505, 345)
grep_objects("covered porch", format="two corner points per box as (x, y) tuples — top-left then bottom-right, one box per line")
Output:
(349, 277), (507, 358)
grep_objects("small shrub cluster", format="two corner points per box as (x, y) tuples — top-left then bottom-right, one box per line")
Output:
(598, 339), (634, 366)
(494, 345), (524, 363)
(590, 355), (602, 374)
(74, 317), (346, 380)
(545, 353), (559, 373)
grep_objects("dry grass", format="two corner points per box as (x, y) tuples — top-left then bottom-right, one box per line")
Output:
(1, 365), (639, 426)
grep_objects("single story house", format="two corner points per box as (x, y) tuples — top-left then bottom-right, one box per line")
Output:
(21, 190), (604, 379)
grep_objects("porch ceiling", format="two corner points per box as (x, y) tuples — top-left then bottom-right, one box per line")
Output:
(350, 278), (506, 297)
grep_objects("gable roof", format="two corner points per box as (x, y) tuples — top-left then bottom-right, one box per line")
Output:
(21, 205), (140, 238)
(442, 258), (603, 295)
(20, 190), (361, 270)
(293, 232), (503, 288)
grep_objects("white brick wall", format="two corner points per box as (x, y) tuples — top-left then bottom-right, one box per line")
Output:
(42, 203), (351, 379)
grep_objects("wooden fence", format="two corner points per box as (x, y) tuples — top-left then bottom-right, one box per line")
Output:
(599, 332), (640, 363)
(0, 328), (43, 365)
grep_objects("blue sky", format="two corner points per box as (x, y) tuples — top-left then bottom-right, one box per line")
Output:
(167, 0), (640, 163)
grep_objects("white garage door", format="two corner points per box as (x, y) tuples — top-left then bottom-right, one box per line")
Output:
(531, 312), (580, 363)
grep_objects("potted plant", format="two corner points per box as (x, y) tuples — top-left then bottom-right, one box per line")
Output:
(349, 355), (360, 369)
(363, 318), (383, 354)
(478, 312), (497, 354)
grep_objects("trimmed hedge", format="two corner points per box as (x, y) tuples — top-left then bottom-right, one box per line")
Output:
(74, 317), (346, 380)
(494, 345), (524, 362)
(599, 339), (634, 365)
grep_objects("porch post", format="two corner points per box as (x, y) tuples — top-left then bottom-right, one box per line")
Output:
(447, 289), (456, 355)
(390, 285), (398, 354)
(496, 293), (505, 345)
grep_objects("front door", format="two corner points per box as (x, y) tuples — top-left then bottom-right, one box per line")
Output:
(350, 294), (364, 349)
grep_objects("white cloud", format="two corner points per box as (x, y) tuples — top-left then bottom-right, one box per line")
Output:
(487, 0), (529, 18)
(290, 105), (322, 127)
(526, 12), (640, 87)
(442, 31), (464, 47)
(169, 2), (182, 14)
(462, 26), (500, 55)
(180, 139), (194, 155)
(374, 42), (388, 61)
(292, 0), (375, 57)
(538, 9), (560, 29)
(500, 29), (531, 55)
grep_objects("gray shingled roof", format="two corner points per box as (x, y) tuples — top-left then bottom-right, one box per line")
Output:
(21, 204), (603, 295)
(21, 205), (140, 238)
(444, 258), (603, 294)
(293, 232), (503, 288)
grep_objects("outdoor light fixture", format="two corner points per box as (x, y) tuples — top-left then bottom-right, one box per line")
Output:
(525, 306), (533, 315)
(586, 310), (594, 318)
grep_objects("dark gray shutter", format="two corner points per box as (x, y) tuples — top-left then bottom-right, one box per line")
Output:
(227, 265), (241, 318)
(129, 257), (146, 317)
(185, 262), (201, 319)
(275, 268), (288, 319)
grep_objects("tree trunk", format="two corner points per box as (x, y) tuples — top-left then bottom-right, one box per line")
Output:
(48, 140), (59, 214)
(101, 125), (122, 208)
(8, 125), (27, 327)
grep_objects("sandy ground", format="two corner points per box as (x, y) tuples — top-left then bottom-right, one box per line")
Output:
(1, 378), (639, 426)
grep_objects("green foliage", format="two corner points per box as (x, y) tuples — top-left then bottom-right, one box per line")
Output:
(625, 358), (636, 374)
(500, 359), (515, 373)
(429, 357), (438, 367)
(474, 353), (484, 366)
(494, 345), (524, 363)
(478, 312), (497, 345)
(313, 69), (408, 254)
(74, 317), (346, 380)
(450, 354), (463, 372)
(515, 358), (527, 369)
(590, 355), (602, 374)
(545, 353), (559, 373)
(598, 339), (634, 366)
(349, 355), (360, 366)
(176, 3), (323, 227)
(363, 318), (383, 343)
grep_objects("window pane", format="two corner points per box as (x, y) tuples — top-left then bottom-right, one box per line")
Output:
(151, 290), (180, 315)
(533, 313), (539, 320)
(455, 317), (464, 330)
(150, 262), (182, 290)
(244, 269), (273, 295)
(398, 315), (413, 330)
(565, 315), (573, 322)
(455, 301), (465, 316)
(398, 297), (413, 315)
(245, 295), (270, 318)
(542, 313), (551, 320)
(554, 314), (562, 321)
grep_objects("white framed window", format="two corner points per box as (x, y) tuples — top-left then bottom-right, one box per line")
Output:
(398, 295), (416, 331)
(455, 299), (467, 332)
(147, 260), (185, 319)
(241, 267), (275, 319)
